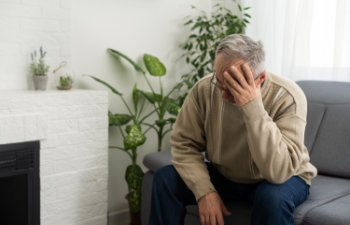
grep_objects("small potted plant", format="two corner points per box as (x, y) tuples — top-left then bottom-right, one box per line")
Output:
(57, 75), (73, 90)
(53, 61), (74, 90)
(30, 46), (50, 90)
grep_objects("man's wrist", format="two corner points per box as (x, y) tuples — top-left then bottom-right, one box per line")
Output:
(193, 179), (217, 202)
(238, 96), (266, 122)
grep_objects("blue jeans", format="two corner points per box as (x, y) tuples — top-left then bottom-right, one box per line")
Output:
(149, 163), (310, 225)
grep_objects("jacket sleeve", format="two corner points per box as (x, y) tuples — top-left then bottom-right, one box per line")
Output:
(170, 87), (216, 201)
(238, 93), (310, 184)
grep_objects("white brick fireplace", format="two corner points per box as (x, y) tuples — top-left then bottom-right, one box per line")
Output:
(0, 90), (108, 225)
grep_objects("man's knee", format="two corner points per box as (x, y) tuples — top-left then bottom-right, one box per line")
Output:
(153, 165), (178, 189)
(253, 182), (293, 212)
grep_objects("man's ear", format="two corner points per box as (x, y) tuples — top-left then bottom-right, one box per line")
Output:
(256, 71), (266, 87)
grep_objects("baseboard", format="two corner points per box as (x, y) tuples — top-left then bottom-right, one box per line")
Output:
(108, 209), (130, 225)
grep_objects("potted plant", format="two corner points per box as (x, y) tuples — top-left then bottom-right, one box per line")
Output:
(86, 49), (182, 225)
(30, 46), (50, 90)
(178, 1), (251, 101)
(57, 76), (73, 90)
(107, 49), (182, 152)
(86, 76), (147, 225)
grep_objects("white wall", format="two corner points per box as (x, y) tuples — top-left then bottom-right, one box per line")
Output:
(70, 0), (213, 222)
(0, 0), (71, 90)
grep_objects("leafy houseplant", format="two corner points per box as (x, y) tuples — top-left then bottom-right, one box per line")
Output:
(180, 1), (251, 89)
(86, 49), (181, 225)
(30, 46), (50, 90)
(107, 49), (182, 152)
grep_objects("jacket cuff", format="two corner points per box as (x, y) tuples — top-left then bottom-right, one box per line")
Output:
(238, 97), (266, 122)
(192, 179), (217, 202)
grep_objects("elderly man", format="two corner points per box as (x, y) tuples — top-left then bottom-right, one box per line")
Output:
(148, 34), (317, 225)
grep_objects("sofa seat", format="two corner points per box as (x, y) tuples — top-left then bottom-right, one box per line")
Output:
(142, 151), (350, 225)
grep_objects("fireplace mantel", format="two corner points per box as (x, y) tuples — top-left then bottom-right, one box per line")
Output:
(0, 90), (108, 225)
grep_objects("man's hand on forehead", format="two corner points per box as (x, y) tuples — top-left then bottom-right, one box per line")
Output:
(222, 63), (262, 106)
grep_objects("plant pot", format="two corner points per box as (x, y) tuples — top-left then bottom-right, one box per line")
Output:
(126, 194), (141, 225)
(33, 75), (48, 90)
(57, 85), (72, 90)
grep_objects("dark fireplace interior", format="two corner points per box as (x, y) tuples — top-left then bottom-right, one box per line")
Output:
(0, 141), (40, 225)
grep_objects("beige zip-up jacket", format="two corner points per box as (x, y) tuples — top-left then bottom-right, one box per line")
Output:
(171, 72), (317, 201)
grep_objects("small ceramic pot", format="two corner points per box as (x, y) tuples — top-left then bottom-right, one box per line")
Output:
(33, 75), (48, 90)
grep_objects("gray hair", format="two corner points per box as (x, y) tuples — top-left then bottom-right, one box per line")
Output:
(216, 34), (265, 77)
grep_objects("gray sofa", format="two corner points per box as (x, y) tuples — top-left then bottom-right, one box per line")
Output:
(141, 80), (350, 225)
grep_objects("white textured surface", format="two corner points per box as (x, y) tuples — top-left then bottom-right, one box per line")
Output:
(0, 90), (108, 225)
(0, 0), (71, 90)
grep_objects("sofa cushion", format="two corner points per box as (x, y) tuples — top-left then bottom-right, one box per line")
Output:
(304, 102), (326, 152)
(308, 104), (350, 178)
(297, 81), (350, 104)
(298, 81), (350, 179)
(294, 175), (350, 225)
(186, 175), (350, 225)
(302, 194), (350, 225)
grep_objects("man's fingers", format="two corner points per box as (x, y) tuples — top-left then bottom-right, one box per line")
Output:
(241, 63), (255, 86)
(210, 214), (217, 225)
(205, 214), (210, 225)
(217, 212), (225, 225)
(228, 65), (250, 89)
(222, 204), (232, 216)
(200, 215), (206, 225)
(223, 71), (244, 95)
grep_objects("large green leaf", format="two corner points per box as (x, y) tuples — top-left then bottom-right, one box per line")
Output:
(86, 75), (122, 96)
(109, 111), (132, 126)
(125, 164), (144, 213)
(124, 125), (146, 150)
(143, 54), (166, 76)
(165, 98), (181, 116)
(139, 90), (162, 104)
(165, 117), (176, 124)
(125, 124), (141, 134)
(132, 84), (138, 113)
(107, 48), (146, 74)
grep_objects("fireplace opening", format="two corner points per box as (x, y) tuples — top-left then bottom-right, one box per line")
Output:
(0, 141), (40, 225)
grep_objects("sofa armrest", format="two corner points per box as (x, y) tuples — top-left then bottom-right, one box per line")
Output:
(143, 151), (172, 172)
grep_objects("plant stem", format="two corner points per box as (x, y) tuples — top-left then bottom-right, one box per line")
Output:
(142, 125), (154, 135)
(137, 98), (146, 120)
(120, 96), (134, 116)
(142, 123), (159, 133)
(118, 126), (125, 139)
(162, 128), (173, 139)
(157, 125), (164, 152)
(143, 74), (156, 95)
(159, 77), (163, 96)
(140, 108), (158, 123)
(109, 146), (124, 151)
(131, 148), (137, 164)
(110, 146), (133, 160)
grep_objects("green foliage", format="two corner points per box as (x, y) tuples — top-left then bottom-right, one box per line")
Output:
(108, 48), (183, 152)
(86, 49), (183, 214)
(143, 54), (166, 76)
(30, 46), (50, 76)
(87, 73), (146, 213)
(58, 76), (73, 87)
(124, 125), (146, 150)
(180, 1), (251, 87)
(125, 164), (144, 213)
(109, 112), (132, 126)
(107, 48), (146, 74)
